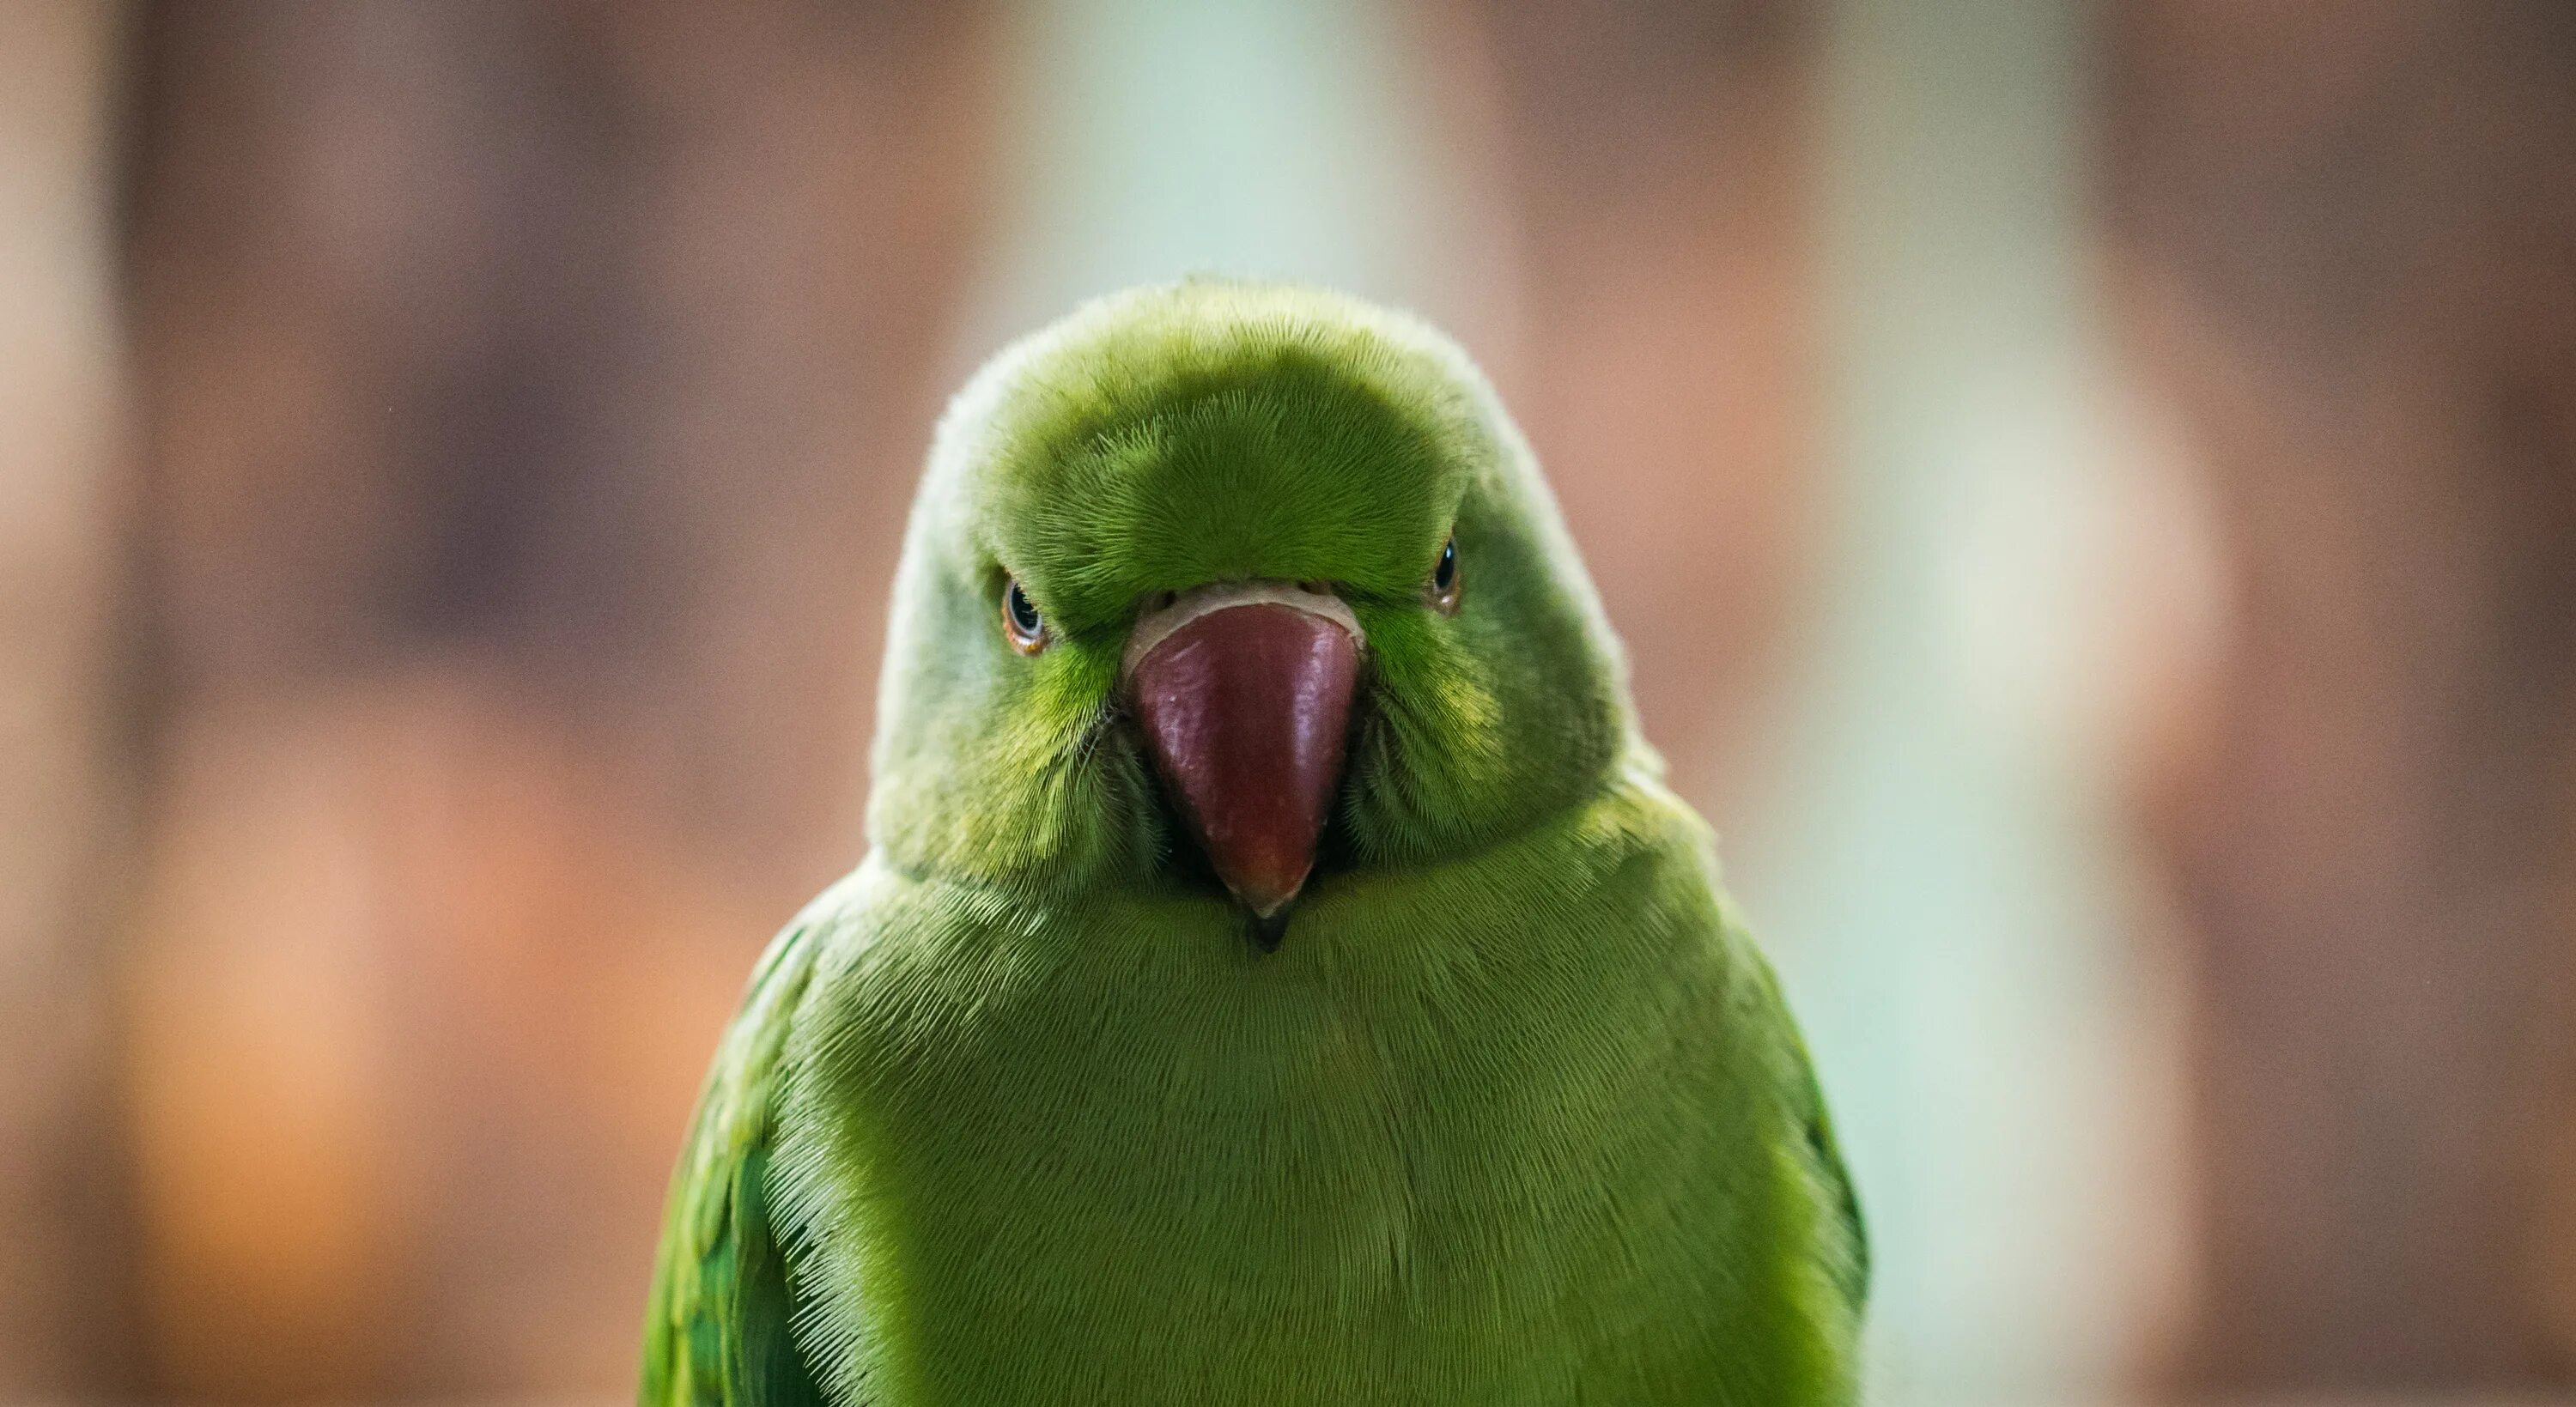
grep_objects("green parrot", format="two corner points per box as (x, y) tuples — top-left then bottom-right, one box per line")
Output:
(641, 282), (1865, 1406)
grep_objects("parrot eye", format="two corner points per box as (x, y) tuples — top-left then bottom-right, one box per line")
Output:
(1002, 577), (1047, 653)
(1428, 536), (1461, 614)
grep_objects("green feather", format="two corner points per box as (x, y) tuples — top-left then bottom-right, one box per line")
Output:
(641, 892), (840, 1407)
(641, 282), (1864, 1405)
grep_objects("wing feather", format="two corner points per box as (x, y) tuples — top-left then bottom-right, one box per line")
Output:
(641, 906), (840, 1407)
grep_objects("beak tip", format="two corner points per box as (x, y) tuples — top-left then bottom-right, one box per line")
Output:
(1248, 907), (1291, 954)
(1216, 847), (1309, 919)
(1237, 884), (1300, 921)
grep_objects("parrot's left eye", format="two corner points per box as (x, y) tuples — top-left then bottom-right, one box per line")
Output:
(1428, 536), (1461, 614)
(1002, 577), (1047, 653)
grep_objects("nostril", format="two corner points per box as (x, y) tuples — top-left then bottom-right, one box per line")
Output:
(1157, 591), (1178, 609)
(1300, 580), (1330, 595)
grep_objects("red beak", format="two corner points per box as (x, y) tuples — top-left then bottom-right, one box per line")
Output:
(1125, 585), (1361, 920)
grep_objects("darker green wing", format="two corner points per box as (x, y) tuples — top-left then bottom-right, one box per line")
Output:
(640, 910), (836, 1407)
(1792, 1039), (1869, 1313)
(1736, 931), (1870, 1315)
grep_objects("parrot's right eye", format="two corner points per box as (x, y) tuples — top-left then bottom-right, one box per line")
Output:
(1002, 577), (1047, 653)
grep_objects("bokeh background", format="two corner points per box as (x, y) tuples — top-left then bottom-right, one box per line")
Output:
(5, 0), (2573, 1402)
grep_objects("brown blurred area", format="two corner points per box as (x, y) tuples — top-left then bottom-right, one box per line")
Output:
(1, 0), (2572, 1401)
(2110, 1), (2576, 1392)
(112, 2), (999, 1393)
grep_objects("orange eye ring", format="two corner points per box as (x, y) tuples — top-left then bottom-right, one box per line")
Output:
(1427, 536), (1461, 614)
(1002, 577), (1047, 653)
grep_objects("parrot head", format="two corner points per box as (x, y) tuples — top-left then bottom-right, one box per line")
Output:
(868, 282), (1632, 944)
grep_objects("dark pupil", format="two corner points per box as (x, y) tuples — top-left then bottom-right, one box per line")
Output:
(1434, 539), (1457, 590)
(1008, 582), (1041, 634)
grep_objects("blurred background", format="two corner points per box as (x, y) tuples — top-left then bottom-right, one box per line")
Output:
(4, 0), (2573, 1403)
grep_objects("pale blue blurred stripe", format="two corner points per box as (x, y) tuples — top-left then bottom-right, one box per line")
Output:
(1741, 0), (2168, 1398)
(958, 0), (1489, 365)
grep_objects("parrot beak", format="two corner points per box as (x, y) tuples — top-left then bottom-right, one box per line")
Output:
(1123, 581), (1362, 925)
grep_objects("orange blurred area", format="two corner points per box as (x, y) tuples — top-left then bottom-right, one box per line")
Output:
(3, 0), (2573, 1403)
